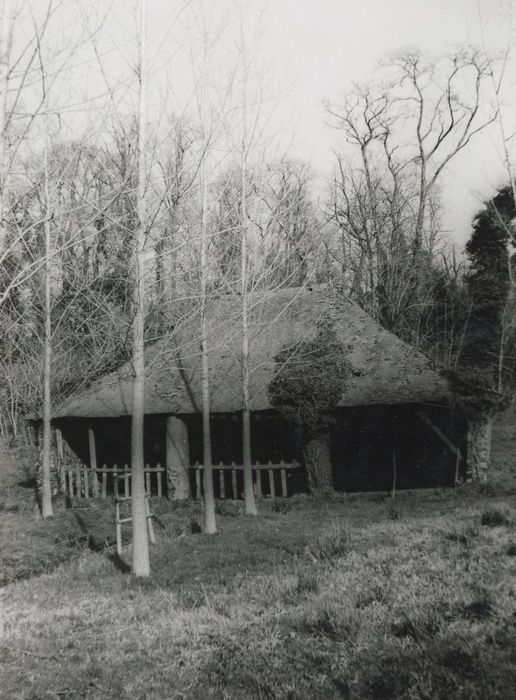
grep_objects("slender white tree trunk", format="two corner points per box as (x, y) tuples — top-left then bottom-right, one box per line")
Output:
(200, 186), (217, 531)
(199, 19), (216, 533)
(131, 0), (150, 577)
(241, 184), (256, 514)
(200, 296), (217, 532)
(239, 14), (257, 516)
(41, 147), (53, 518)
(0, 0), (12, 257)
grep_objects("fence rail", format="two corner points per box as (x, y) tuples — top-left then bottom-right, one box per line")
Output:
(191, 460), (301, 499)
(62, 459), (300, 500)
(63, 463), (164, 499)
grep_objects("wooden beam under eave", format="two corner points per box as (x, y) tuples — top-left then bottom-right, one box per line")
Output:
(55, 427), (65, 494)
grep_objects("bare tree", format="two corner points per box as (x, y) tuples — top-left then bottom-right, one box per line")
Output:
(198, 16), (217, 533)
(388, 49), (497, 251)
(326, 49), (496, 345)
(130, 0), (150, 577)
(238, 7), (257, 516)
(39, 144), (53, 517)
(0, 0), (13, 258)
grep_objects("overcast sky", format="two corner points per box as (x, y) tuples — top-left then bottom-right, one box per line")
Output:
(24, 0), (516, 249)
(259, 0), (516, 247)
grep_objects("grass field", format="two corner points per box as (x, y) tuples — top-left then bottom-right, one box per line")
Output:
(1, 426), (516, 699)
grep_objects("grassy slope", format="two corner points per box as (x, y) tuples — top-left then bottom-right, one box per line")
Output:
(0, 421), (515, 699)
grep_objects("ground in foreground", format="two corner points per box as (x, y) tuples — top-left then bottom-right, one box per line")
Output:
(1, 488), (516, 699)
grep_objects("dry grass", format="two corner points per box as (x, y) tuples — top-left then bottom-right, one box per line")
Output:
(1, 490), (515, 699)
(1, 425), (516, 699)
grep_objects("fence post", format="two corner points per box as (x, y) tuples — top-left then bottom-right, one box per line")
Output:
(88, 427), (99, 497)
(124, 464), (130, 498)
(68, 466), (74, 498)
(113, 464), (119, 499)
(268, 468), (275, 498)
(116, 501), (123, 555)
(195, 464), (201, 500)
(145, 464), (151, 496)
(101, 465), (107, 499)
(219, 462), (225, 499)
(255, 461), (262, 497)
(280, 460), (287, 497)
(55, 428), (66, 494)
(76, 466), (82, 498)
(156, 462), (163, 498)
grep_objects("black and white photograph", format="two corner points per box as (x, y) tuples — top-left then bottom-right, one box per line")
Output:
(0, 0), (515, 697)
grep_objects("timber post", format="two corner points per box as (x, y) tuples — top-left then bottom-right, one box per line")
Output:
(166, 416), (190, 499)
(88, 426), (100, 497)
(88, 427), (97, 470)
(55, 427), (65, 494)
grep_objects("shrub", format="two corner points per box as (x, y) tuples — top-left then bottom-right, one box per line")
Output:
(391, 609), (443, 641)
(460, 592), (493, 620)
(300, 602), (360, 641)
(443, 524), (479, 545)
(306, 519), (349, 560)
(356, 584), (387, 609)
(178, 587), (206, 609)
(296, 568), (319, 595)
(480, 505), (513, 527)
(269, 498), (293, 514)
(358, 640), (487, 700)
(386, 504), (402, 521)
(215, 501), (242, 518)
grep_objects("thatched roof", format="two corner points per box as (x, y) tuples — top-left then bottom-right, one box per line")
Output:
(49, 285), (451, 418)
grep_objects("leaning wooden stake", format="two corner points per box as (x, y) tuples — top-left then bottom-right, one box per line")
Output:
(116, 496), (156, 555)
(145, 498), (156, 545)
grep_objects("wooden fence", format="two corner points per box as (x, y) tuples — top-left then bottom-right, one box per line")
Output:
(191, 460), (301, 499)
(62, 459), (301, 500)
(63, 463), (165, 499)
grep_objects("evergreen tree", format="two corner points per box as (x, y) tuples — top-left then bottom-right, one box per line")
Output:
(442, 186), (516, 483)
(461, 185), (515, 389)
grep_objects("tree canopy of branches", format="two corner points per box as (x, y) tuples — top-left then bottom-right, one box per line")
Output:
(325, 48), (496, 352)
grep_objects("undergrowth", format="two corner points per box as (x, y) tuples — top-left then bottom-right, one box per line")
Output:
(1, 490), (515, 698)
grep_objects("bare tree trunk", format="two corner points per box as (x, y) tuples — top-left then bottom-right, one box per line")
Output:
(241, 183), (257, 514)
(199, 25), (216, 533)
(131, 0), (150, 577)
(201, 200), (217, 535)
(304, 432), (333, 496)
(40, 149), (53, 518)
(200, 252), (217, 531)
(466, 414), (492, 483)
(239, 12), (257, 516)
(0, 0), (12, 257)
(200, 312), (217, 533)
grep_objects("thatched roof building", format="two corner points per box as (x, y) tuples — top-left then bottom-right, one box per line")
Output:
(52, 284), (451, 419)
(35, 285), (474, 497)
